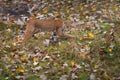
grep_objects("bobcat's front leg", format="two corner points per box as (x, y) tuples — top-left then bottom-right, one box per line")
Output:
(23, 25), (35, 43)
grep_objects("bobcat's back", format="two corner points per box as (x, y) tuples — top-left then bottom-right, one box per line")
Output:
(27, 19), (63, 31)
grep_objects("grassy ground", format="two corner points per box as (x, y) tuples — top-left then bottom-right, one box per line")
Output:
(0, 1), (120, 80)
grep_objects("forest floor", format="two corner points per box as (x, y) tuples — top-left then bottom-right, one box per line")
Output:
(0, 1), (120, 80)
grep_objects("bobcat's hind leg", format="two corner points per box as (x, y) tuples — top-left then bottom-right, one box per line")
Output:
(56, 27), (75, 39)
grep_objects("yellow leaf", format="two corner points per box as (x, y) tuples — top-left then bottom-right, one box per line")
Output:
(11, 60), (15, 64)
(114, 5), (118, 9)
(18, 68), (25, 73)
(94, 65), (99, 69)
(21, 54), (27, 61)
(43, 9), (48, 14)
(61, 66), (65, 70)
(33, 57), (38, 62)
(7, 22), (12, 27)
(46, 32), (51, 35)
(92, 7), (96, 11)
(68, 14), (72, 19)
(31, 14), (36, 18)
(11, 73), (14, 76)
(79, 4), (83, 9)
(17, 37), (22, 42)
(80, 37), (83, 40)
(17, 29), (20, 32)
(79, 53), (85, 59)
(82, 11), (89, 16)
(7, 57), (11, 62)
(71, 61), (75, 67)
(108, 48), (112, 52)
(65, 7), (69, 11)
(12, 42), (17, 46)
(86, 55), (91, 60)
(53, 62), (57, 66)
(54, 13), (59, 17)
(0, 20), (3, 22)
(82, 11), (86, 16)
(102, 9), (107, 14)
(88, 32), (95, 38)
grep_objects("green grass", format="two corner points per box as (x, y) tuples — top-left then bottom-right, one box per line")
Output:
(0, 23), (119, 79)
(0, 1), (120, 80)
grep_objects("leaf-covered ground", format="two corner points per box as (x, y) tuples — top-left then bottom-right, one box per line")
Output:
(0, 0), (120, 80)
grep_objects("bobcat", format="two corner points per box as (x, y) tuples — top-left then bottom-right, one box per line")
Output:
(23, 18), (76, 43)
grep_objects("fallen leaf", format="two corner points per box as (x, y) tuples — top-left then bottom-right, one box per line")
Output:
(12, 42), (17, 46)
(94, 65), (99, 69)
(18, 68), (25, 73)
(43, 9), (48, 14)
(71, 61), (75, 67)
(92, 7), (96, 11)
(33, 57), (38, 62)
(88, 32), (95, 38)
(79, 52), (85, 59)
(54, 12), (59, 17)
(108, 48), (112, 52)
